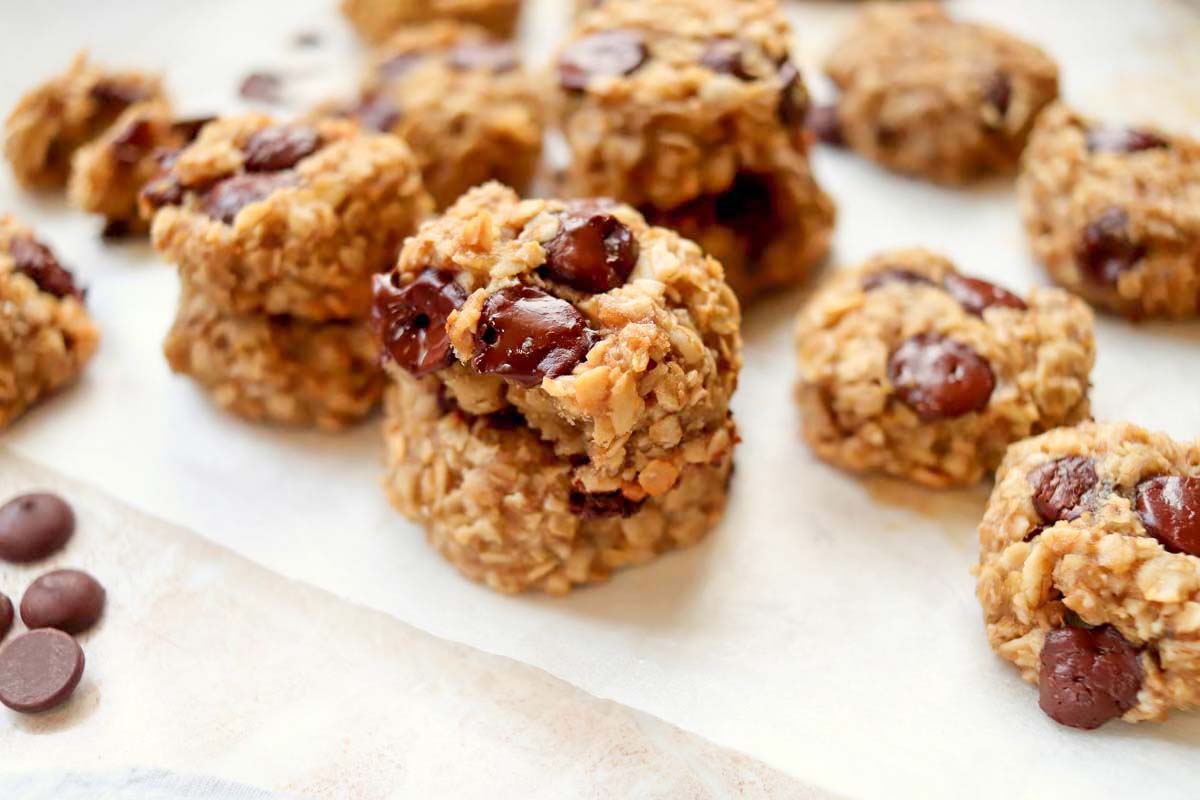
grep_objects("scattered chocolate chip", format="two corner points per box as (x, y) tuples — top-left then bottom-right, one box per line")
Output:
(372, 269), (467, 375)
(777, 61), (808, 128)
(20, 569), (106, 635)
(472, 286), (595, 386)
(887, 334), (995, 420)
(861, 268), (936, 292)
(0, 491), (74, 566)
(1135, 475), (1200, 557)
(1039, 625), (1142, 729)
(89, 80), (146, 108)
(983, 71), (1012, 119)
(111, 118), (156, 165)
(100, 219), (134, 240)
(293, 30), (321, 48)
(558, 30), (648, 91)
(171, 116), (215, 143)
(542, 208), (639, 293)
(701, 39), (754, 80)
(239, 71), (284, 104)
(1027, 456), (1098, 525)
(807, 103), (844, 146)
(353, 93), (402, 132)
(569, 490), (645, 519)
(0, 594), (11, 643)
(201, 172), (299, 225)
(242, 125), (321, 172)
(943, 273), (1027, 316)
(0, 629), (86, 714)
(1086, 127), (1169, 154)
(8, 237), (81, 300)
(447, 41), (519, 74)
(1075, 207), (1145, 286)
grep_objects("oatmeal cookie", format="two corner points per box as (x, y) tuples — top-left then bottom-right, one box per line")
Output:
(342, 21), (544, 209)
(976, 422), (1200, 728)
(794, 249), (1094, 487)
(0, 217), (99, 430)
(823, 2), (1059, 183)
(341, 0), (521, 43)
(553, 0), (834, 301)
(1018, 103), (1200, 320)
(164, 286), (382, 430)
(373, 183), (741, 592)
(4, 53), (165, 190)
(142, 114), (433, 320)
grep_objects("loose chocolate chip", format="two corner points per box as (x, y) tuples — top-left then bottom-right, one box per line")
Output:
(0, 594), (11, 643)
(1039, 625), (1142, 729)
(242, 126), (321, 172)
(1086, 127), (1169, 154)
(701, 39), (754, 80)
(371, 269), (468, 375)
(20, 569), (106, 635)
(1027, 456), (1098, 525)
(239, 71), (284, 103)
(171, 115), (216, 143)
(807, 103), (844, 146)
(983, 71), (1012, 119)
(887, 334), (995, 420)
(0, 493), (74, 564)
(8, 237), (81, 300)
(1135, 476), (1200, 557)
(111, 118), (156, 165)
(558, 30), (648, 91)
(777, 61), (808, 128)
(89, 80), (146, 108)
(472, 286), (595, 386)
(447, 41), (519, 74)
(100, 219), (134, 240)
(542, 208), (639, 293)
(1075, 207), (1145, 286)
(201, 172), (299, 225)
(569, 490), (645, 519)
(353, 93), (403, 133)
(861, 268), (936, 292)
(0, 629), (86, 714)
(943, 273), (1027, 316)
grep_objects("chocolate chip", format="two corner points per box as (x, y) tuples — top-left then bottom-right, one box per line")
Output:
(1075, 207), (1145, 286)
(943, 273), (1027, 316)
(558, 30), (648, 91)
(89, 80), (146, 108)
(20, 569), (106, 635)
(983, 71), (1012, 119)
(140, 173), (186, 210)
(542, 207), (639, 293)
(171, 115), (216, 143)
(807, 103), (844, 146)
(8, 237), (81, 300)
(861, 268), (936, 292)
(1086, 127), (1169, 154)
(242, 126), (321, 172)
(371, 269), (468, 376)
(0, 594), (11, 643)
(447, 41), (519, 74)
(472, 286), (595, 386)
(1039, 625), (1142, 729)
(239, 71), (284, 104)
(1135, 476), (1200, 557)
(1027, 456), (1098, 525)
(201, 172), (299, 225)
(887, 334), (995, 420)
(777, 61), (808, 128)
(569, 490), (645, 519)
(0, 629), (86, 714)
(701, 39), (754, 80)
(486, 408), (526, 430)
(100, 219), (134, 240)
(111, 118), (156, 165)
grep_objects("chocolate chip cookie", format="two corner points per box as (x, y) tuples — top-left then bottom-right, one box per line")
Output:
(0, 217), (99, 430)
(554, 0), (834, 301)
(794, 249), (1094, 487)
(823, 3), (1059, 183)
(341, 0), (521, 44)
(1018, 102), (1200, 319)
(976, 421), (1200, 728)
(373, 183), (741, 593)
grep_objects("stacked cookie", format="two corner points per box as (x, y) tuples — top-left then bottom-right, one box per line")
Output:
(141, 115), (433, 429)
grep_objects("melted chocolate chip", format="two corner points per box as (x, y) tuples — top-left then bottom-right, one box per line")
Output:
(0, 593), (11, 643)
(1086, 127), (1169, 154)
(354, 93), (402, 133)
(110, 118), (156, 166)
(0, 629), (85, 714)
(8, 237), (81, 300)
(1135, 475), (1200, 557)
(472, 286), (595, 386)
(807, 104), (844, 146)
(861, 268), (936, 292)
(140, 172), (186, 210)
(777, 61), (808, 128)
(201, 172), (299, 225)
(942, 273), (1027, 316)
(558, 30), (648, 91)
(542, 208), (638, 293)
(887, 334), (995, 421)
(1027, 456), (1098, 524)
(701, 39), (754, 81)
(1075, 207), (1145, 286)
(371, 269), (467, 376)
(1039, 625), (1142, 729)
(446, 41), (519, 74)
(89, 80), (147, 108)
(239, 71), (284, 103)
(569, 490), (645, 519)
(20, 569), (106, 635)
(651, 173), (779, 264)
(242, 126), (321, 172)
(983, 71), (1012, 119)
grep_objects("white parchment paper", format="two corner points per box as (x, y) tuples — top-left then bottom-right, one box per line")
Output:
(1, 1), (1199, 797)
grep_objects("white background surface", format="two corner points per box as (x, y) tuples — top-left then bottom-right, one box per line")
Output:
(2, 1), (1199, 797)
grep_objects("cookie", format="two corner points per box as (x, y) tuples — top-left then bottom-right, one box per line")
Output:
(1018, 102), (1200, 320)
(553, 0), (834, 301)
(4, 53), (165, 189)
(373, 183), (741, 593)
(794, 249), (1094, 487)
(0, 217), (99, 430)
(340, 0), (521, 44)
(976, 421), (1200, 727)
(823, 2), (1059, 183)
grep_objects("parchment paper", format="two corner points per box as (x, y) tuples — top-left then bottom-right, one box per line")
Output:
(1, 1), (1198, 797)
